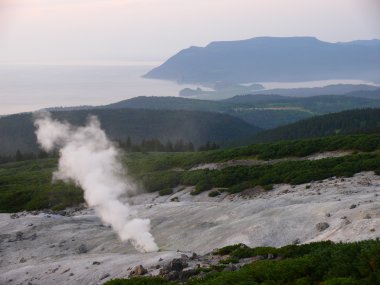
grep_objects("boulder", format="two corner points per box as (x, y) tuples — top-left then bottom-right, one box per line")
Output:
(165, 258), (188, 272)
(129, 265), (147, 276)
(316, 222), (330, 232)
(77, 244), (87, 254)
(178, 269), (198, 282)
(15, 231), (23, 241)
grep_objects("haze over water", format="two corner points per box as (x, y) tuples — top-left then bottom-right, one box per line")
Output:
(0, 63), (204, 115)
(1, 62), (378, 116)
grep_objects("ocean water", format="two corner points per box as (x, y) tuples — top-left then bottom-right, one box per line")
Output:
(0, 64), (198, 115)
(0, 64), (378, 116)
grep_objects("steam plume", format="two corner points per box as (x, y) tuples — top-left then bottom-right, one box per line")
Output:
(34, 112), (158, 252)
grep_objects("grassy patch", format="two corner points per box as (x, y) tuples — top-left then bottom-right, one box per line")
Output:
(0, 159), (83, 213)
(106, 277), (173, 285)
(139, 152), (380, 195)
(159, 188), (174, 196)
(208, 190), (221, 197)
(124, 134), (380, 174)
(3, 133), (380, 212)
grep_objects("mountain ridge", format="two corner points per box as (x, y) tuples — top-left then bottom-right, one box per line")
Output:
(144, 37), (380, 85)
(251, 108), (380, 143)
(0, 109), (260, 156)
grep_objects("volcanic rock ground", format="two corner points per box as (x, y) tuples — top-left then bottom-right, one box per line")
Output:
(1, 171), (380, 285)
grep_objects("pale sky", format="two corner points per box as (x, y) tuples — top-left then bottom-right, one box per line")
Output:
(0, 0), (379, 64)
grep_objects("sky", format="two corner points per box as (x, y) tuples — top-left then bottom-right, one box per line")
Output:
(0, 0), (379, 64)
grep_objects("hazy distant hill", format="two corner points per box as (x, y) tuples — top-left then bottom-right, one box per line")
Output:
(178, 84), (380, 100)
(3, 98), (380, 156)
(251, 108), (380, 143)
(100, 95), (380, 129)
(344, 88), (380, 100)
(102, 96), (231, 112)
(144, 37), (380, 85)
(0, 109), (259, 156)
(248, 84), (380, 97)
(225, 94), (380, 114)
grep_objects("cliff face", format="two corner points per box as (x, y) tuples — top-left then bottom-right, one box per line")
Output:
(144, 37), (380, 84)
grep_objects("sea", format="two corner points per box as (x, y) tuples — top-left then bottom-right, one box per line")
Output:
(0, 63), (199, 116)
(0, 63), (378, 116)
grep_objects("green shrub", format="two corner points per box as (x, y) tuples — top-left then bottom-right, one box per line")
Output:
(103, 240), (380, 285)
(196, 180), (212, 192)
(227, 182), (251, 194)
(0, 159), (83, 213)
(322, 277), (363, 285)
(214, 244), (249, 256)
(191, 178), (213, 195)
(105, 277), (173, 285)
(159, 188), (173, 196)
(208, 190), (220, 197)
(263, 184), (273, 191)
(219, 257), (240, 264)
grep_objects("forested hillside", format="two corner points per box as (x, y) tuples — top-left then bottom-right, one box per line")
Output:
(0, 109), (259, 156)
(3, 95), (380, 158)
(100, 95), (380, 129)
(251, 108), (380, 143)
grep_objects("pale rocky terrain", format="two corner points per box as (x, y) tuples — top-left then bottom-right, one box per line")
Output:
(1, 171), (380, 285)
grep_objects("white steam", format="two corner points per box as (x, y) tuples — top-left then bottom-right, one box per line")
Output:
(34, 112), (158, 253)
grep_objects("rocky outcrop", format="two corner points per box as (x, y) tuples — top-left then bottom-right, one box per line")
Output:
(316, 222), (330, 232)
(129, 265), (148, 277)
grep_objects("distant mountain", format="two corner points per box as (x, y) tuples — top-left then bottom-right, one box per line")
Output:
(4, 97), (380, 156)
(248, 84), (380, 97)
(344, 88), (380, 100)
(0, 109), (260, 156)
(102, 96), (231, 112)
(144, 37), (380, 85)
(100, 96), (308, 129)
(225, 95), (380, 129)
(178, 84), (380, 100)
(251, 108), (380, 143)
(100, 95), (380, 129)
(225, 94), (380, 114)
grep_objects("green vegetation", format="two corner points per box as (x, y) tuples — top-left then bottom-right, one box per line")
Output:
(103, 95), (380, 129)
(252, 108), (380, 143)
(118, 137), (218, 153)
(158, 188), (174, 196)
(208, 190), (220, 197)
(106, 277), (172, 285)
(227, 95), (380, 114)
(0, 108), (258, 156)
(125, 134), (380, 174)
(0, 159), (83, 212)
(3, 98), (380, 158)
(137, 152), (380, 194)
(232, 108), (312, 129)
(105, 239), (380, 285)
(122, 134), (380, 195)
(2, 133), (380, 212)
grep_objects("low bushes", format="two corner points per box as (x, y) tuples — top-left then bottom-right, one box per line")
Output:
(104, 239), (380, 285)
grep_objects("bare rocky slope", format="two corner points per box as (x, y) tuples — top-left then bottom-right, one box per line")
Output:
(1, 172), (380, 285)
